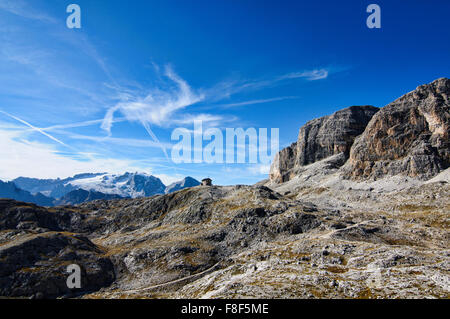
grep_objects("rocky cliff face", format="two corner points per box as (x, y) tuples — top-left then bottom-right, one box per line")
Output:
(270, 105), (379, 183)
(343, 78), (449, 180)
(270, 78), (449, 183)
(269, 142), (298, 183)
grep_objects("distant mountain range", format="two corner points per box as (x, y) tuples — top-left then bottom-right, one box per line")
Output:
(0, 173), (200, 206)
(0, 180), (54, 206)
(54, 189), (124, 206)
(164, 176), (201, 194)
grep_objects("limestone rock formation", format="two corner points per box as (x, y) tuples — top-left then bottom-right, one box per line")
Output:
(270, 105), (379, 183)
(344, 77), (449, 180)
(269, 142), (298, 183)
(270, 78), (449, 183)
(0, 232), (115, 298)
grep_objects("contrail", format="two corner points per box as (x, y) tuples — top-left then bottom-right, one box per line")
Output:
(0, 110), (70, 148)
(39, 117), (127, 132)
(141, 120), (170, 160)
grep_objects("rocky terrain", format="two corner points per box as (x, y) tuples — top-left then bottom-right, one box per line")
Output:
(1, 177), (447, 299)
(0, 78), (448, 299)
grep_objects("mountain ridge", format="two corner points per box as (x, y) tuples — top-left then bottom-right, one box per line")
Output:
(54, 189), (125, 206)
(2, 173), (201, 206)
(0, 180), (54, 206)
(164, 176), (201, 194)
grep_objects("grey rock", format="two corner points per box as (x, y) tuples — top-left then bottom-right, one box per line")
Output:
(344, 78), (449, 180)
(0, 232), (114, 298)
(270, 105), (379, 183)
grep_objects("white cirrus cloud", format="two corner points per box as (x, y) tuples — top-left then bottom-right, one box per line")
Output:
(279, 69), (329, 81)
(201, 68), (330, 102)
(101, 65), (204, 134)
(0, 0), (57, 23)
(101, 65), (205, 159)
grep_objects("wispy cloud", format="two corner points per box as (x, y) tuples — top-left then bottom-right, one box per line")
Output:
(0, 128), (152, 180)
(217, 96), (298, 108)
(63, 132), (174, 149)
(100, 65), (206, 158)
(170, 114), (239, 129)
(278, 69), (329, 81)
(202, 68), (329, 102)
(0, 0), (57, 23)
(101, 65), (204, 133)
(37, 118), (127, 132)
(0, 37), (117, 118)
(101, 66), (327, 134)
(0, 1), (123, 119)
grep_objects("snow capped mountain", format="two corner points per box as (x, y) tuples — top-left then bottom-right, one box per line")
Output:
(165, 176), (200, 194)
(68, 172), (166, 198)
(11, 172), (200, 203)
(13, 173), (105, 199)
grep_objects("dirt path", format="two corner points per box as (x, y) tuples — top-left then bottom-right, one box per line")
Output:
(318, 221), (371, 239)
(114, 262), (221, 295)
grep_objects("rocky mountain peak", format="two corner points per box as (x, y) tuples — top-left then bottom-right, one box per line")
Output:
(343, 77), (449, 180)
(270, 105), (379, 183)
(270, 78), (449, 183)
(164, 176), (201, 194)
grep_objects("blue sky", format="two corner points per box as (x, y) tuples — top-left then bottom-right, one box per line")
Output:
(0, 0), (449, 185)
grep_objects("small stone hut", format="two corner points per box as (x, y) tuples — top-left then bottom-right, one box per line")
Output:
(201, 178), (212, 186)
